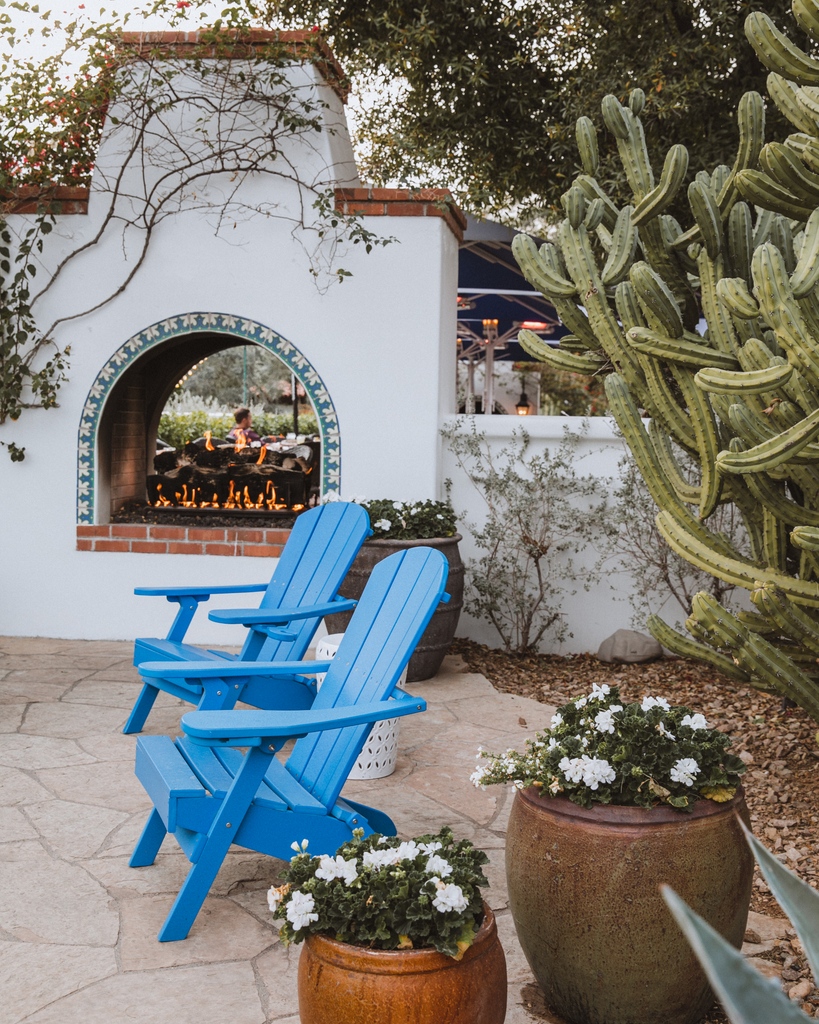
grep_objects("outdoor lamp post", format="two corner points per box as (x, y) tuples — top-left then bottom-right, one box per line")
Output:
(482, 319), (499, 415)
(515, 391), (531, 415)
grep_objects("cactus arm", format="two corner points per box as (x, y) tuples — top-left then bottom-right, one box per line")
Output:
(736, 168), (816, 219)
(751, 581), (819, 655)
(727, 202), (754, 283)
(648, 421), (702, 505)
(511, 234), (577, 298)
(573, 174), (620, 230)
(762, 506), (789, 570)
(632, 145), (689, 227)
(517, 330), (606, 373)
(575, 116), (599, 175)
(716, 407), (819, 474)
(688, 180), (724, 259)
(790, 208), (819, 297)
(697, 251), (743, 358)
(646, 614), (750, 681)
(716, 91), (767, 217)
(746, 11), (819, 84)
(639, 357), (698, 450)
(600, 205), (638, 286)
(601, 95), (654, 198)
(627, 328), (739, 370)
(793, 0), (819, 39)
(670, 365), (723, 518)
(630, 261), (685, 337)
(760, 141), (819, 204)
(743, 468), (819, 527)
(694, 363), (793, 394)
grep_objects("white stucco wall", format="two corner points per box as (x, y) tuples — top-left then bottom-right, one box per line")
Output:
(441, 414), (685, 655)
(0, 54), (458, 642)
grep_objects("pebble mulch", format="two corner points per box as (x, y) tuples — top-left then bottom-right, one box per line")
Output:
(451, 639), (819, 1021)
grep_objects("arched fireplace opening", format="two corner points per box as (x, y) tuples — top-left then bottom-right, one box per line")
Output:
(78, 314), (340, 534)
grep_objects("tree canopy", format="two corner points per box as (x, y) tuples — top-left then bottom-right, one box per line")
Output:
(270, 0), (800, 222)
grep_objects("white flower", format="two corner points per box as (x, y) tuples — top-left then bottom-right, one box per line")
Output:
(425, 853), (453, 877)
(315, 855), (358, 885)
(681, 713), (708, 731)
(290, 839), (309, 854)
(513, 779), (525, 789)
(470, 765), (489, 788)
(559, 756), (585, 783)
(574, 697), (588, 708)
(588, 683), (611, 702)
(392, 501), (404, 510)
(419, 841), (443, 855)
(594, 709), (617, 734)
(550, 712), (563, 728)
(670, 758), (701, 787)
(431, 881), (468, 913)
(641, 696), (671, 712)
(657, 721), (676, 740)
(374, 518), (392, 531)
(285, 890), (318, 930)
(581, 757), (616, 790)
(363, 848), (401, 869)
(547, 737), (560, 751)
(394, 841), (421, 861)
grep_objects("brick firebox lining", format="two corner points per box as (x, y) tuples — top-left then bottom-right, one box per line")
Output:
(76, 524), (290, 557)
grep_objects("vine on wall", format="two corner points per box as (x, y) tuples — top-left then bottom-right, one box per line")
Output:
(0, 1), (390, 459)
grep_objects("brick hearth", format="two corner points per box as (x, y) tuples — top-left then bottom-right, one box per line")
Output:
(76, 524), (290, 557)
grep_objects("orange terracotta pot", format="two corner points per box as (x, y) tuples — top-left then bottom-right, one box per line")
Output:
(297, 905), (507, 1024)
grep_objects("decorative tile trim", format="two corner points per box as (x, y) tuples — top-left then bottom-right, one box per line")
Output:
(77, 312), (340, 524)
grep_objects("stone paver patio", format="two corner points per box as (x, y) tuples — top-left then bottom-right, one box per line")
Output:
(0, 637), (557, 1023)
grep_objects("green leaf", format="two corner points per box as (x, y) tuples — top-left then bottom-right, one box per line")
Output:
(662, 886), (808, 1024)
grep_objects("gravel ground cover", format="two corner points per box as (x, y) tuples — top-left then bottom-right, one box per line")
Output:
(451, 638), (819, 1021)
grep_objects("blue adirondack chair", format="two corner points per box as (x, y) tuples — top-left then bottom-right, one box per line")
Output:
(124, 501), (371, 734)
(129, 546), (448, 941)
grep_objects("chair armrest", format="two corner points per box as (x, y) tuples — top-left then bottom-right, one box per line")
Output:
(138, 659), (332, 679)
(207, 596), (356, 625)
(134, 583), (269, 599)
(181, 691), (426, 746)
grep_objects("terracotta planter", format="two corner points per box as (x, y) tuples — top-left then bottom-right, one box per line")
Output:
(506, 786), (753, 1024)
(324, 534), (464, 682)
(297, 905), (507, 1024)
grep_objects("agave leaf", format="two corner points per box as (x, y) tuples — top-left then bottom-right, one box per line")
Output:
(741, 823), (819, 981)
(661, 886), (808, 1024)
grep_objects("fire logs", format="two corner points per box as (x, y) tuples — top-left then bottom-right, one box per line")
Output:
(147, 440), (315, 510)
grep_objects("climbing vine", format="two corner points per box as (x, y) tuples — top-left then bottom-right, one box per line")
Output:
(0, 0), (390, 458)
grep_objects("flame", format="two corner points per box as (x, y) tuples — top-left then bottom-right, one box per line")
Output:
(234, 429), (248, 452)
(204, 430), (214, 451)
(256, 445), (266, 466)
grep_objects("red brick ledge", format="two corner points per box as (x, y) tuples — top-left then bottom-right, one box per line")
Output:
(118, 30), (350, 103)
(1, 185), (90, 215)
(76, 524), (289, 557)
(334, 187), (467, 242)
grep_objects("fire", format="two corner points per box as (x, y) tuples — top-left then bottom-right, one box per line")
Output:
(233, 429), (248, 452)
(204, 431), (214, 451)
(256, 444), (267, 466)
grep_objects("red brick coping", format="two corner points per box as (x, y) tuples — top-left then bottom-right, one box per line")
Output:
(2, 186), (90, 215)
(334, 187), (467, 242)
(76, 524), (289, 557)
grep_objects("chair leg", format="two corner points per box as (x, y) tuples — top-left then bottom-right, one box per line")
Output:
(156, 746), (273, 941)
(129, 808), (167, 867)
(123, 683), (160, 734)
(197, 680), (243, 712)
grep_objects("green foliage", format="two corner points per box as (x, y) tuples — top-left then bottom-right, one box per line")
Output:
(515, 361), (608, 416)
(474, 684), (746, 811)
(271, 0), (796, 220)
(664, 827), (819, 1023)
(442, 420), (612, 653)
(179, 347), (295, 411)
(346, 497), (458, 540)
(158, 409), (319, 448)
(270, 827), (489, 958)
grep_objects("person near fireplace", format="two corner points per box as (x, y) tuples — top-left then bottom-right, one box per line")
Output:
(227, 407), (261, 444)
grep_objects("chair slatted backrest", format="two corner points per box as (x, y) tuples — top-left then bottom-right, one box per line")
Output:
(240, 502), (371, 661)
(286, 547), (448, 808)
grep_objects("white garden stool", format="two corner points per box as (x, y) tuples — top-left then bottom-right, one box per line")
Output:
(314, 632), (402, 780)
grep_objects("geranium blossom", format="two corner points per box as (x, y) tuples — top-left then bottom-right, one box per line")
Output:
(267, 883), (289, 912)
(641, 695), (671, 712)
(315, 854), (358, 885)
(657, 721), (676, 740)
(550, 712), (563, 728)
(419, 840), (443, 855)
(363, 848), (401, 869)
(470, 764), (490, 788)
(588, 683), (611, 702)
(559, 755), (615, 790)
(681, 713), (708, 731)
(425, 853), (453, 877)
(286, 890), (318, 930)
(593, 705), (622, 734)
(373, 518), (391, 531)
(430, 880), (468, 913)
(670, 758), (701, 787)
(395, 841), (421, 861)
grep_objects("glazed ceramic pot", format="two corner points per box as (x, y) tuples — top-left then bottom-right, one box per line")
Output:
(324, 534), (464, 682)
(297, 904), (506, 1024)
(506, 786), (754, 1024)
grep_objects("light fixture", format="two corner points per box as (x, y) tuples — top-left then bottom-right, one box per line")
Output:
(482, 318), (499, 343)
(515, 391), (531, 416)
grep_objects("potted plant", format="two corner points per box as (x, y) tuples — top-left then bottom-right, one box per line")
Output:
(268, 827), (507, 1024)
(473, 684), (753, 1024)
(323, 497), (463, 681)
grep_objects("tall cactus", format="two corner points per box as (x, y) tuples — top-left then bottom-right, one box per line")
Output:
(513, 0), (819, 722)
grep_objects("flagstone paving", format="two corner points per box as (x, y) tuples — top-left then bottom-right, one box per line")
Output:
(0, 637), (557, 1023)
